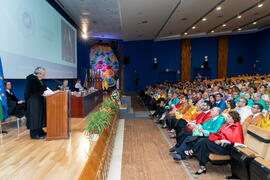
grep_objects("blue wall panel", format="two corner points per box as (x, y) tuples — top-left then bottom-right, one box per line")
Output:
(122, 40), (181, 91)
(191, 37), (218, 79)
(228, 33), (257, 77)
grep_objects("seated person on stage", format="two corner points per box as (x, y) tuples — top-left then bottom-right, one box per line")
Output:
(257, 106), (270, 130)
(5, 81), (26, 118)
(74, 79), (86, 92)
(189, 111), (243, 175)
(169, 107), (225, 161)
(60, 80), (69, 91)
(242, 103), (264, 137)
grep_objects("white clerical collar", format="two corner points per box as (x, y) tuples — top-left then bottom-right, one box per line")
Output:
(212, 116), (219, 121)
(204, 110), (210, 114)
(252, 113), (261, 118)
(34, 74), (42, 80)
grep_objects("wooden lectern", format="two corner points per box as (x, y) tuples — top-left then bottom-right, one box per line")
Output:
(46, 91), (69, 140)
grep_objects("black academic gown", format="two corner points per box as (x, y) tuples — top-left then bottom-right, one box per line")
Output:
(6, 90), (26, 118)
(25, 74), (47, 130)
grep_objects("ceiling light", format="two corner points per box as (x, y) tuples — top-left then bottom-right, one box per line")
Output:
(202, 18), (207, 21)
(258, 3), (263, 8)
(192, 26), (196, 29)
(222, 24), (226, 27)
(216, 6), (222, 11)
(238, 28), (242, 31)
(184, 32), (188, 35)
(81, 33), (88, 39)
(211, 30), (215, 33)
(253, 21), (257, 25)
(237, 15), (242, 19)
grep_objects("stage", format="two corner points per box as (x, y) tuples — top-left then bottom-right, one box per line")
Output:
(0, 108), (99, 180)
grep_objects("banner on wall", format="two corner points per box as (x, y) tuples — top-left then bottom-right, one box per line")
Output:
(89, 39), (119, 89)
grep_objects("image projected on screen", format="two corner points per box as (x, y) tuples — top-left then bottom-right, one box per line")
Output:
(62, 20), (75, 64)
(0, 0), (77, 79)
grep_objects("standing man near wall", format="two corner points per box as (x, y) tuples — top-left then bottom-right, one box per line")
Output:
(25, 67), (47, 139)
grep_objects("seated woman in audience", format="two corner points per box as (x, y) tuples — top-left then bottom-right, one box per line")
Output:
(257, 106), (270, 130)
(222, 100), (236, 115)
(188, 111), (243, 175)
(209, 95), (216, 108)
(249, 86), (257, 98)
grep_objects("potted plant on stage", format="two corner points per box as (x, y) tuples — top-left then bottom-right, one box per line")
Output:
(87, 111), (111, 141)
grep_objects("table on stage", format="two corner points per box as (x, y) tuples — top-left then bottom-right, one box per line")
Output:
(70, 89), (103, 118)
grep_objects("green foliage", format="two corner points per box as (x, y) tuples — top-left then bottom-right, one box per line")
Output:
(87, 111), (111, 134)
(100, 99), (118, 114)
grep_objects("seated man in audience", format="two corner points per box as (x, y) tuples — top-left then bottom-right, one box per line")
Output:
(244, 93), (254, 107)
(213, 93), (226, 112)
(5, 81), (26, 118)
(169, 100), (212, 152)
(253, 92), (267, 111)
(236, 97), (252, 124)
(169, 107), (225, 161)
(198, 92), (209, 104)
(233, 91), (241, 104)
(242, 103), (264, 137)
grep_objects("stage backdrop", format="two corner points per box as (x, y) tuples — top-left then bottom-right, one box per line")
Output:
(89, 40), (119, 88)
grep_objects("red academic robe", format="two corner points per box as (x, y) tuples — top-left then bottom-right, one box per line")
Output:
(208, 122), (244, 144)
(186, 111), (211, 131)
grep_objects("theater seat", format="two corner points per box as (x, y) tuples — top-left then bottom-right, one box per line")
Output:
(209, 153), (230, 165)
(249, 144), (270, 180)
(244, 125), (270, 158)
(230, 125), (270, 180)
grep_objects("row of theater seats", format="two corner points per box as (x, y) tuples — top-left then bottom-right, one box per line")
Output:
(209, 125), (270, 180)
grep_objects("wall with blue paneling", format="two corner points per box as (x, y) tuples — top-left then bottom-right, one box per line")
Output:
(255, 28), (270, 74)
(191, 37), (218, 79)
(227, 33), (257, 77)
(122, 40), (181, 92)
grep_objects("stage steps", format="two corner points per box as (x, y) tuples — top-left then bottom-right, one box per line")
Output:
(120, 96), (149, 119)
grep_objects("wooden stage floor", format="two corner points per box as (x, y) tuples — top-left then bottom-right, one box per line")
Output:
(0, 109), (99, 180)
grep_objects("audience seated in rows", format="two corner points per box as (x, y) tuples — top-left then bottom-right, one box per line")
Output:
(141, 74), (270, 176)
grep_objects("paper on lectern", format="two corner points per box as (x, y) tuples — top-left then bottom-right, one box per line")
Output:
(43, 87), (54, 96)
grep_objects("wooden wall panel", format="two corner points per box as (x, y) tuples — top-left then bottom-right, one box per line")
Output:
(181, 39), (191, 81)
(218, 36), (228, 78)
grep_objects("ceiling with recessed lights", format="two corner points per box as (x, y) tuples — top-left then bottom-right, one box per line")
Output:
(55, 0), (270, 41)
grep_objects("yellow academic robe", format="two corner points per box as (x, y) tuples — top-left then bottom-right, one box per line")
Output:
(257, 113), (270, 130)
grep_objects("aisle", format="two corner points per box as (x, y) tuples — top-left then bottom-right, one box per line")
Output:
(121, 119), (190, 180)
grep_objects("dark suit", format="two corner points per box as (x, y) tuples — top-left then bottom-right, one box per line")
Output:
(25, 74), (47, 138)
(213, 100), (226, 112)
(6, 90), (26, 118)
